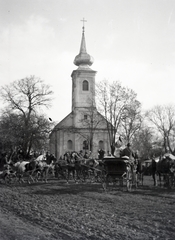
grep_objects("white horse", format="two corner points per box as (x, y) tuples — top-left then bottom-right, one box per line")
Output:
(12, 161), (38, 184)
(35, 154), (46, 162)
(34, 154), (54, 182)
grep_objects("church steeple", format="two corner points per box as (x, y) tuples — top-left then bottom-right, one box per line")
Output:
(71, 20), (96, 113)
(74, 19), (94, 68)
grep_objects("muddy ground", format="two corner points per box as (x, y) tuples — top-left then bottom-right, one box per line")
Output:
(0, 176), (175, 240)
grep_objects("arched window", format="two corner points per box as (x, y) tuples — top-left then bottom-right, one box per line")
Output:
(83, 140), (89, 150)
(67, 140), (73, 150)
(82, 80), (89, 91)
(99, 140), (104, 149)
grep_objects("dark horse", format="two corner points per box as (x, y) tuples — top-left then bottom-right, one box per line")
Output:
(134, 159), (146, 186)
(55, 152), (84, 183)
(151, 155), (175, 187)
(56, 152), (102, 183)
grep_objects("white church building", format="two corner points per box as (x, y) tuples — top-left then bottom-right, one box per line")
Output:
(49, 25), (110, 159)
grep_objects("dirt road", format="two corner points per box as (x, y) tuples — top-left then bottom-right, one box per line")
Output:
(0, 177), (175, 240)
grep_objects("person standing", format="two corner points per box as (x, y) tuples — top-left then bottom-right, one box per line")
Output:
(98, 149), (105, 160)
(152, 155), (157, 186)
(121, 143), (135, 161)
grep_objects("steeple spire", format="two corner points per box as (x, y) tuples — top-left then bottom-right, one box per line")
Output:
(81, 18), (87, 34)
(74, 19), (94, 68)
(79, 18), (87, 54)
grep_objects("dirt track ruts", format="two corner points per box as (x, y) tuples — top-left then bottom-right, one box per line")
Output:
(0, 177), (175, 240)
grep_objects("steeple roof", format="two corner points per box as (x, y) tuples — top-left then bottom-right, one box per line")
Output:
(74, 26), (94, 68)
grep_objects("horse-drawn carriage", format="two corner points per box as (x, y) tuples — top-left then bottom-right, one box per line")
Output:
(54, 154), (137, 191)
(101, 156), (135, 191)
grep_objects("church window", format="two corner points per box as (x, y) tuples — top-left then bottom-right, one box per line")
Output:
(83, 140), (89, 150)
(67, 140), (73, 150)
(82, 80), (89, 91)
(84, 114), (88, 120)
(99, 140), (104, 149)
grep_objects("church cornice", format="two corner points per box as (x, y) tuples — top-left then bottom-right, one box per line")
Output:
(71, 69), (97, 78)
(54, 127), (108, 131)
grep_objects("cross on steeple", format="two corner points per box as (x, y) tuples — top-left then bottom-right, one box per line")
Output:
(81, 18), (87, 32)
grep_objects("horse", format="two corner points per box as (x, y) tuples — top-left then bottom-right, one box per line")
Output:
(155, 155), (175, 187)
(81, 158), (105, 182)
(10, 160), (39, 184)
(125, 160), (144, 191)
(124, 161), (133, 191)
(56, 152), (100, 183)
(35, 154), (46, 161)
(147, 154), (175, 187)
(0, 164), (16, 184)
(119, 147), (140, 189)
(54, 152), (79, 183)
(34, 154), (56, 183)
(64, 152), (88, 183)
(54, 160), (68, 180)
(134, 159), (146, 186)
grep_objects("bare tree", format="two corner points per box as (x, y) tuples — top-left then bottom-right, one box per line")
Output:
(132, 125), (155, 159)
(121, 99), (142, 143)
(0, 76), (53, 157)
(146, 104), (175, 153)
(96, 79), (141, 153)
(0, 112), (22, 152)
(0, 111), (53, 156)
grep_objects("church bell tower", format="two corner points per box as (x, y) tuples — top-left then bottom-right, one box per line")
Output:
(49, 20), (110, 158)
(71, 20), (97, 120)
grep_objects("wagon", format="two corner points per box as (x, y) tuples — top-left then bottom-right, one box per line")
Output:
(101, 156), (132, 191)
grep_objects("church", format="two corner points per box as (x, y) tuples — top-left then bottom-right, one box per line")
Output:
(49, 24), (110, 159)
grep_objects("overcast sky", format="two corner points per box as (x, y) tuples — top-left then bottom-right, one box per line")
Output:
(0, 0), (175, 122)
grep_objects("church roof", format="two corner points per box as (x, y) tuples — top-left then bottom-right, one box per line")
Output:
(73, 26), (94, 68)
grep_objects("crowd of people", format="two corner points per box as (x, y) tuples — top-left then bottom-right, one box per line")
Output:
(0, 141), (139, 173)
(58, 141), (139, 164)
